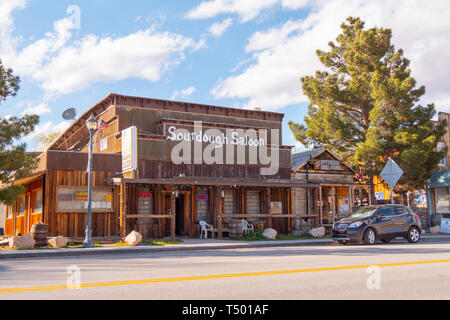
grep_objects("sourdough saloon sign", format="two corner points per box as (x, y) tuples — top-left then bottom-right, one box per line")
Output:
(165, 121), (280, 176)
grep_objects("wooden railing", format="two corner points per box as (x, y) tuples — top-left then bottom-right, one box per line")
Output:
(125, 214), (176, 241)
(216, 213), (319, 239)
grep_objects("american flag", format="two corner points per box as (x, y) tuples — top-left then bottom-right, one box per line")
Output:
(354, 167), (364, 183)
(98, 120), (109, 133)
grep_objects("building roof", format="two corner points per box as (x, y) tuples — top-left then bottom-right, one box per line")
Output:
(46, 93), (286, 151)
(291, 148), (326, 171)
(427, 169), (450, 188)
(291, 147), (355, 173)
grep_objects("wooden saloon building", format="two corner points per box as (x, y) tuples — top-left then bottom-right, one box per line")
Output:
(3, 93), (324, 241)
(290, 148), (372, 231)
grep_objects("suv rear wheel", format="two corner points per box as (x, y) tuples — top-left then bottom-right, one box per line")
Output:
(363, 228), (377, 245)
(406, 227), (421, 243)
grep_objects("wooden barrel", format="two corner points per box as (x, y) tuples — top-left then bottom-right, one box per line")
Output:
(30, 223), (48, 247)
(228, 219), (242, 239)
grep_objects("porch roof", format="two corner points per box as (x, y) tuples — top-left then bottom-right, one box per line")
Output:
(427, 169), (450, 189)
(107, 177), (320, 188)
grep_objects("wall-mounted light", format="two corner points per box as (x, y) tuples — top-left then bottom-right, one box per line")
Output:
(221, 190), (225, 198)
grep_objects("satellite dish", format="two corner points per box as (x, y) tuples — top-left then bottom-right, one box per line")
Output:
(62, 108), (77, 121)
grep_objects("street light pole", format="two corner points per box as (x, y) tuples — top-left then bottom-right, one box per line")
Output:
(83, 114), (97, 248)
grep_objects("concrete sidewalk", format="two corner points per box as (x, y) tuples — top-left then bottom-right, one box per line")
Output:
(0, 233), (449, 260)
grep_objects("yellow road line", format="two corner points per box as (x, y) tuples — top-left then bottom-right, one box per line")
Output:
(1, 258), (450, 294)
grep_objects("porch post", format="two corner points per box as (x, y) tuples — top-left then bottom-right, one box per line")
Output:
(170, 191), (176, 241)
(217, 187), (223, 239)
(331, 187), (336, 224)
(120, 182), (127, 241)
(319, 185), (323, 227)
(426, 188), (433, 227)
(267, 188), (272, 228)
(348, 186), (353, 216)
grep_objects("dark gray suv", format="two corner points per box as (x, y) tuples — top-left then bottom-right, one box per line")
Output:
(332, 205), (422, 245)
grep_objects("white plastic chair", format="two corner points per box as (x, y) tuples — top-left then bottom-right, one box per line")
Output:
(199, 220), (214, 239)
(241, 220), (254, 234)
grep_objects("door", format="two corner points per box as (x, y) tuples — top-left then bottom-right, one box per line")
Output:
(373, 207), (396, 236)
(175, 195), (185, 236)
(391, 206), (410, 235)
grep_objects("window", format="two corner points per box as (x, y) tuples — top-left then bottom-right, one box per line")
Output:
(7, 205), (12, 218)
(393, 206), (408, 216)
(18, 197), (25, 216)
(137, 188), (153, 215)
(196, 188), (209, 222)
(56, 187), (113, 212)
(246, 190), (262, 223)
(137, 188), (153, 223)
(376, 207), (392, 217)
(34, 189), (43, 214)
(438, 142), (447, 167)
(224, 190), (237, 215)
(246, 190), (261, 214)
(435, 187), (450, 214)
(99, 137), (108, 151)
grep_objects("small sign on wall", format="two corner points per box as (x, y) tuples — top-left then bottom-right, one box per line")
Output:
(442, 218), (450, 234)
(122, 126), (137, 173)
(270, 202), (282, 214)
(57, 187), (114, 212)
(139, 192), (153, 198)
(197, 194), (208, 201)
(74, 192), (88, 200)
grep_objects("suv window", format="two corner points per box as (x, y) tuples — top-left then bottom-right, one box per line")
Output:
(376, 207), (392, 217)
(393, 206), (408, 216)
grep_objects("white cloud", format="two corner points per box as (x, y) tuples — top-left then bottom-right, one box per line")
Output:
(245, 20), (302, 52)
(208, 18), (233, 37)
(39, 30), (199, 97)
(0, 0), (26, 59)
(2, 8), (204, 97)
(21, 102), (51, 116)
(24, 120), (71, 150)
(186, 0), (311, 23)
(171, 86), (196, 100)
(229, 58), (252, 72)
(212, 0), (450, 111)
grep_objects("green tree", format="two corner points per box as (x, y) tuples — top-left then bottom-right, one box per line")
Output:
(289, 17), (447, 191)
(0, 60), (39, 204)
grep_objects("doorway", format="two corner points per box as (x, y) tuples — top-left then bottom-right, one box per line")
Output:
(175, 195), (186, 236)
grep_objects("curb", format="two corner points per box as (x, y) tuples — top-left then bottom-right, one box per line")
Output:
(0, 239), (333, 260)
(1, 235), (449, 260)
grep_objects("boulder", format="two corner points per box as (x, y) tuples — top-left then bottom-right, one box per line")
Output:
(309, 227), (326, 238)
(9, 234), (36, 249)
(47, 236), (68, 248)
(430, 226), (441, 234)
(125, 230), (143, 246)
(262, 228), (277, 240)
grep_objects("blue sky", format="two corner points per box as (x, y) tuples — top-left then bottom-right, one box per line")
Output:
(1, 0), (450, 151)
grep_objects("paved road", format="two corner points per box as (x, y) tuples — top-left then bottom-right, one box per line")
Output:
(1, 241), (450, 300)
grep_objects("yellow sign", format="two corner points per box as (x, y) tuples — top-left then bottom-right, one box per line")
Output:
(374, 176), (391, 200)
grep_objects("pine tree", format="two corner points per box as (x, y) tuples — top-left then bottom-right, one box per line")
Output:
(0, 60), (39, 204)
(289, 17), (447, 191)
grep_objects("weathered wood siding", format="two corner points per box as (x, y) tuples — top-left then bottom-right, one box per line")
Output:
(4, 178), (44, 236)
(138, 159), (291, 180)
(44, 170), (119, 238)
